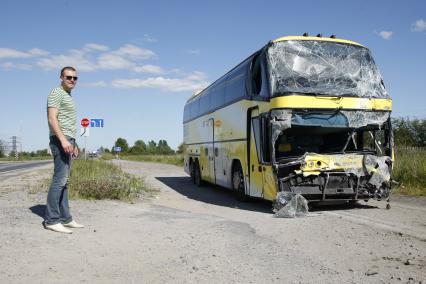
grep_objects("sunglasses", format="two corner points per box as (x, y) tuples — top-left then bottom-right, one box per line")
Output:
(64, 76), (78, 81)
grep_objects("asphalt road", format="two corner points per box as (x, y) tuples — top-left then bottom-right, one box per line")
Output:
(0, 160), (52, 179)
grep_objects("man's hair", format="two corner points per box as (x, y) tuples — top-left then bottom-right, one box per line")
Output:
(60, 66), (76, 76)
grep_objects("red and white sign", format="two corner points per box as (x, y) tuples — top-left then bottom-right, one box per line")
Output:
(81, 118), (90, 128)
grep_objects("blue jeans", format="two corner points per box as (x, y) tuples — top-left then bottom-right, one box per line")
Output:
(45, 136), (74, 225)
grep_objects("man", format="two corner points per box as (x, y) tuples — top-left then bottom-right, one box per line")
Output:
(45, 66), (84, 234)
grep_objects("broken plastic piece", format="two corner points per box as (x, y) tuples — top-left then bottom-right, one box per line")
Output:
(273, 192), (309, 218)
(364, 155), (392, 188)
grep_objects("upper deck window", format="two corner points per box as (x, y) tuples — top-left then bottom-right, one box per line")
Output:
(267, 40), (389, 98)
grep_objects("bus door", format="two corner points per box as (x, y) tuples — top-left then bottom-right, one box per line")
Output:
(249, 109), (264, 197)
(206, 118), (216, 183)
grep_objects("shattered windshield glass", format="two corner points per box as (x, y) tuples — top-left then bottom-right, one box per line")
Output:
(267, 40), (389, 98)
(275, 125), (390, 160)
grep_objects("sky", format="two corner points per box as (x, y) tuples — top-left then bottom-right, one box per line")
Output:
(0, 0), (425, 152)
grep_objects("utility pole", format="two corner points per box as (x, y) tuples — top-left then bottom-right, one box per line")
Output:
(9, 136), (21, 159)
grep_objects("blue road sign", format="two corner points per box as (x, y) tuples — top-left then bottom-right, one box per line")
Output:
(90, 119), (104, 128)
(114, 146), (122, 152)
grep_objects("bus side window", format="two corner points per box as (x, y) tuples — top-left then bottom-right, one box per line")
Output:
(200, 93), (210, 116)
(225, 58), (250, 104)
(252, 55), (262, 95)
(183, 104), (190, 122)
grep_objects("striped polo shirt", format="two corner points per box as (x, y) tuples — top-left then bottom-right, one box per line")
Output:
(47, 86), (77, 139)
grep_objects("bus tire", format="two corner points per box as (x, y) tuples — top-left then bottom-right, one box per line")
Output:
(189, 160), (195, 184)
(194, 160), (203, 186)
(232, 162), (246, 201)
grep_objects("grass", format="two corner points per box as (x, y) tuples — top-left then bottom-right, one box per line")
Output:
(68, 159), (155, 201)
(119, 154), (184, 166)
(392, 147), (426, 196)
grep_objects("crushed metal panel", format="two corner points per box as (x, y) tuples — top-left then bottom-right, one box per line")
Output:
(270, 109), (292, 158)
(363, 155), (392, 188)
(284, 153), (393, 200)
(301, 153), (364, 176)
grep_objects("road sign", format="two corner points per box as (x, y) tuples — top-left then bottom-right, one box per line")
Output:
(90, 118), (104, 128)
(80, 127), (90, 137)
(81, 118), (90, 128)
(114, 146), (122, 152)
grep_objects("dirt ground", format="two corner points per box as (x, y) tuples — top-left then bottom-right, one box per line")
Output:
(0, 160), (425, 284)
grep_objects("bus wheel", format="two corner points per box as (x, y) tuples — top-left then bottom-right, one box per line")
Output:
(232, 163), (246, 201)
(190, 162), (195, 184)
(194, 160), (203, 186)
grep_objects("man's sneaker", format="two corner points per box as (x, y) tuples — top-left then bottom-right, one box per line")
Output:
(45, 223), (73, 234)
(63, 220), (85, 228)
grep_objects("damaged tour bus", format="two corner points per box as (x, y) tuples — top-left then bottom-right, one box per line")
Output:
(183, 34), (393, 206)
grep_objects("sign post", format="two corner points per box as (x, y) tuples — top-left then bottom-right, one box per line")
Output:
(80, 117), (104, 160)
(114, 146), (122, 159)
(81, 118), (90, 160)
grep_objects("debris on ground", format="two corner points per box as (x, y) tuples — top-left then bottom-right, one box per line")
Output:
(273, 192), (309, 218)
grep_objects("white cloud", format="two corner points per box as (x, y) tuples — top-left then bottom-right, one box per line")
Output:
(185, 71), (206, 81)
(185, 49), (200, 56)
(378, 31), (393, 40)
(0, 48), (30, 58)
(412, 19), (426, 32)
(35, 43), (156, 72)
(97, 53), (134, 70)
(111, 72), (209, 92)
(1, 62), (32, 70)
(0, 47), (48, 59)
(81, 81), (108, 87)
(28, 48), (49, 57)
(1, 44), (209, 94)
(115, 44), (156, 60)
(37, 53), (97, 72)
(133, 64), (164, 74)
(84, 43), (109, 52)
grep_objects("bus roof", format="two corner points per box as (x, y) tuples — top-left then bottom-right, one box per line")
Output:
(273, 35), (364, 47)
(186, 89), (203, 102)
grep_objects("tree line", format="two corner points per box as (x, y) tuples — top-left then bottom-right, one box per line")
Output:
(110, 138), (181, 155)
(1, 118), (424, 158)
(392, 117), (426, 147)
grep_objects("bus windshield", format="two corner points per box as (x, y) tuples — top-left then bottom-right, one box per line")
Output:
(267, 40), (389, 98)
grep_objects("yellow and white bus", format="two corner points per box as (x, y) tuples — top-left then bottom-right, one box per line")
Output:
(183, 34), (393, 204)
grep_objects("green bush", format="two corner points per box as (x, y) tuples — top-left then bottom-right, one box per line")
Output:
(69, 159), (153, 201)
(392, 147), (426, 196)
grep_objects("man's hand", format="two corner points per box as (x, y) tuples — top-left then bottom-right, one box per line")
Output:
(61, 140), (74, 154)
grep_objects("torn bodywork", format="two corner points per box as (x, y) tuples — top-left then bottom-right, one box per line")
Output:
(266, 40), (393, 204)
(271, 109), (393, 202)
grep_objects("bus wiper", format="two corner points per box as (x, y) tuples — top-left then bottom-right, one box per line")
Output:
(341, 129), (357, 153)
(369, 131), (383, 155)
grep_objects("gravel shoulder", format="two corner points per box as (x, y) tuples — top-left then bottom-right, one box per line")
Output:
(0, 160), (425, 283)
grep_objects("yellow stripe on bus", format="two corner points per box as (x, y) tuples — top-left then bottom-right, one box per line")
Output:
(270, 95), (392, 111)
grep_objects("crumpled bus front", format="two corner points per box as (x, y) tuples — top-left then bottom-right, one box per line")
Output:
(271, 109), (393, 201)
(266, 39), (393, 202)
